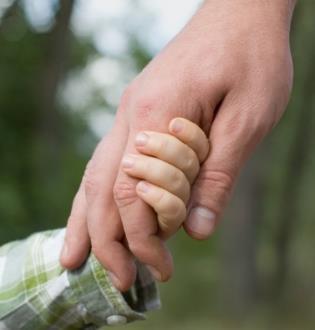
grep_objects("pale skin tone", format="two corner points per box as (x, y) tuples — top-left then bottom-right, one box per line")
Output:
(60, 0), (297, 291)
(123, 118), (209, 242)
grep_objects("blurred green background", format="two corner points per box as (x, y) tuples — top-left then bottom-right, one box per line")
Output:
(1, 1), (315, 329)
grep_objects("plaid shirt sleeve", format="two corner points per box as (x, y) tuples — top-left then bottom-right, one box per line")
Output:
(0, 229), (160, 330)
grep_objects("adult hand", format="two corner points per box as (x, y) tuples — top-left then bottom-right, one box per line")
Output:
(60, 0), (296, 291)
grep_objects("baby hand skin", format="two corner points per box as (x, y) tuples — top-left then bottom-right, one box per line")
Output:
(122, 117), (209, 240)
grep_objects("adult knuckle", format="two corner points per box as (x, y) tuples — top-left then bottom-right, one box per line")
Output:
(113, 181), (137, 208)
(196, 169), (234, 211)
(134, 95), (158, 121)
(269, 52), (293, 98)
(247, 110), (271, 142)
(84, 176), (100, 197)
(247, 98), (280, 141)
(252, 58), (292, 127)
(199, 169), (233, 191)
(128, 239), (146, 259)
(91, 241), (105, 260)
(120, 84), (162, 127)
(118, 85), (134, 111)
(84, 161), (101, 196)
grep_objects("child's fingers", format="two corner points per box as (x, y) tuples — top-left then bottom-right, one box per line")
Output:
(136, 181), (186, 239)
(168, 117), (210, 163)
(122, 154), (190, 203)
(135, 132), (200, 183)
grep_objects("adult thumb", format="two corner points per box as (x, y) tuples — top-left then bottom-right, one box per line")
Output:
(184, 100), (265, 240)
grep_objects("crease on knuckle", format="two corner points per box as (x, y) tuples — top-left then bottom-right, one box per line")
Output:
(156, 137), (168, 156)
(113, 181), (137, 208)
(164, 198), (185, 221)
(127, 237), (147, 259)
(158, 215), (172, 231)
(91, 241), (106, 261)
(199, 169), (233, 192)
(171, 170), (185, 192)
(158, 213), (181, 236)
(84, 161), (101, 197)
(172, 201), (187, 222)
(143, 157), (152, 175)
(173, 174), (190, 203)
(196, 169), (234, 212)
(134, 95), (158, 122)
(153, 188), (166, 209)
(183, 150), (199, 173)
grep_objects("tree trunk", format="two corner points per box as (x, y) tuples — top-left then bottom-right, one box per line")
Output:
(35, 0), (75, 179)
(219, 150), (264, 315)
(38, 0), (75, 152)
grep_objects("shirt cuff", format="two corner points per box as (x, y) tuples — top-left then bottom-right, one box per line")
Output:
(67, 254), (161, 328)
(0, 229), (160, 329)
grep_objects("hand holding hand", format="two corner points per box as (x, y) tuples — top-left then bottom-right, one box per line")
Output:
(60, 0), (296, 291)
(122, 117), (209, 240)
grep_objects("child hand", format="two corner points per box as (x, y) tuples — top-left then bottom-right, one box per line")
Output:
(122, 117), (209, 239)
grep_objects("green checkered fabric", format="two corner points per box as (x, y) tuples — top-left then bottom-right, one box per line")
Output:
(0, 229), (160, 329)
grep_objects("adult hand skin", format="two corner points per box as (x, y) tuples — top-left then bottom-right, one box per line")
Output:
(60, 0), (296, 291)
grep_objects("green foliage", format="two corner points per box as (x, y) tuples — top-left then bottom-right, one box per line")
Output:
(0, 2), (96, 241)
(0, 1), (315, 328)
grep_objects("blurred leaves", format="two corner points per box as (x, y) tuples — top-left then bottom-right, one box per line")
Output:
(0, 0), (95, 240)
(0, 1), (315, 329)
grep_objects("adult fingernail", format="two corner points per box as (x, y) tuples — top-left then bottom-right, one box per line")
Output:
(108, 271), (121, 289)
(170, 119), (183, 133)
(147, 265), (162, 281)
(122, 155), (135, 168)
(135, 132), (149, 146)
(137, 181), (150, 193)
(186, 206), (216, 237)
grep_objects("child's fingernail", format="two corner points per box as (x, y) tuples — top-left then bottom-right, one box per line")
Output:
(137, 181), (150, 193)
(108, 271), (121, 289)
(135, 132), (149, 146)
(122, 155), (135, 168)
(147, 265), (162, 281)
(186, 206), (216, 238)
(170, 119), (183, 133)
